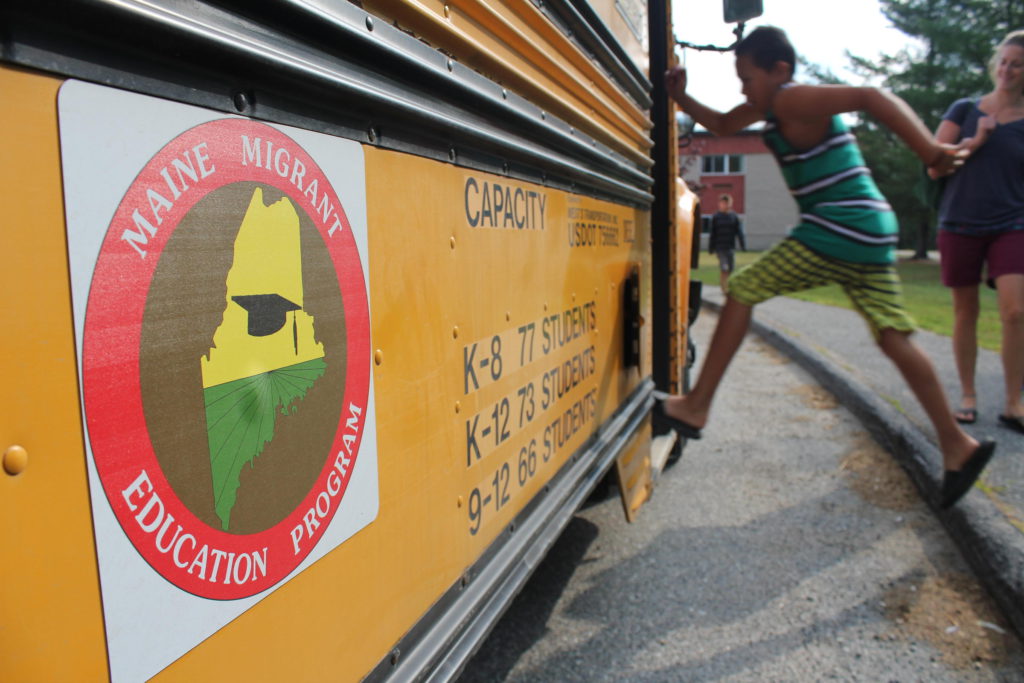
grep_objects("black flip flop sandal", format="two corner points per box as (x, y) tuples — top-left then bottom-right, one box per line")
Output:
(955, 395), (977, 424)
(998, 414), (1024, 435)
(955, 408), (978, 425)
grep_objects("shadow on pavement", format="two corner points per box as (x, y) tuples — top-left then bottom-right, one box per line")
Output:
(458, 516), (601, 682)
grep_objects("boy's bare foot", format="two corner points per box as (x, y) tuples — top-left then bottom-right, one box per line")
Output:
(660, 395), (708, 431)
(651, 395), (708, 438)
(943, 433), (984, 472)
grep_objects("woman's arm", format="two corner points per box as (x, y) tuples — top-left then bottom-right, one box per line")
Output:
(934, 119), (961, 145)
(958, 116), (995, 152)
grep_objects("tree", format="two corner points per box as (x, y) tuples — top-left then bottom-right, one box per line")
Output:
(844, 0), (1024, 256)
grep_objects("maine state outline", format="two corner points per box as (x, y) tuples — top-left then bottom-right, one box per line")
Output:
(200, 187), (326, 531)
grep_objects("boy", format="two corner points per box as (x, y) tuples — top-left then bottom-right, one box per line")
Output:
(709, 193), (746, 293)
(660, 26), (994, 509)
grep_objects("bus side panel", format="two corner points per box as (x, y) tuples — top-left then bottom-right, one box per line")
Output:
(0, 66), (108, 680)
(358, 0), (652, 165)
(364, 147), (652, 559)
(0, 2), (659, 677)
(141, 147), (650, 680)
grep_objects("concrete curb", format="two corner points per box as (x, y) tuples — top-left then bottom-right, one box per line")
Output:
(702, 297), (1024, 639)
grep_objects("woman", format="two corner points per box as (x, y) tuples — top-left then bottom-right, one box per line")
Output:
(933, 30), (1024, 434)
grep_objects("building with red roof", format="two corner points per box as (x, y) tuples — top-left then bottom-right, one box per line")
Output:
(680, 128), (798, 250)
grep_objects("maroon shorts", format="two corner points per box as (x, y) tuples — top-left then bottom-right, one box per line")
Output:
(938, 229), (1024, 288)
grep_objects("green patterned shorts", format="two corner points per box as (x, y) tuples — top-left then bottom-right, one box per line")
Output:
(728, 238), (916, 339)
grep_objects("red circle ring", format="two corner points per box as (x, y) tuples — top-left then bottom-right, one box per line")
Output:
(82, 119), (370, 600)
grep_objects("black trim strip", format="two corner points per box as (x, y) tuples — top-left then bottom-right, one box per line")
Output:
(649, 0), (672, 396)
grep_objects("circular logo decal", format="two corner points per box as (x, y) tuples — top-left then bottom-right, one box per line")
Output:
(83, 120), (370, 599)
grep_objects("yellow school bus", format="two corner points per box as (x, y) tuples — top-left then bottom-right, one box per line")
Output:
(0, 0), (706, 679)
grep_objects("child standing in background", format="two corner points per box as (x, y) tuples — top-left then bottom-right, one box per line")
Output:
(660, 26), (995, 509)
(708, 193), (746, 293)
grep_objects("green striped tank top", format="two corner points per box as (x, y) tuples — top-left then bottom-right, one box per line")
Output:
(761, 112), (898, 264)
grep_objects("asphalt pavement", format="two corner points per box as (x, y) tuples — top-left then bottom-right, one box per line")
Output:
(461, 307), (1024, 681)
(697, 281), (1024, 640)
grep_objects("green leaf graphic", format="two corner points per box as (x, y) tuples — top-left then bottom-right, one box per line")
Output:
(203, 357), (327, 531)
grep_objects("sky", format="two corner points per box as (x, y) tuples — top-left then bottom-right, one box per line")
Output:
(670, 0), (921, 112)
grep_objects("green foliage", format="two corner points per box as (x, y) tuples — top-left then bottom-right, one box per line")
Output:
(869, 1), (998, 128)
(851, 0), (1024, 131)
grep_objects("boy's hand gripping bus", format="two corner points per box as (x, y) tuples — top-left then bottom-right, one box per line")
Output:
(0, 0), (730, 679)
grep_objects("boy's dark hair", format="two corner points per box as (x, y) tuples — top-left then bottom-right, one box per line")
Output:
(735, 26), (796, 75)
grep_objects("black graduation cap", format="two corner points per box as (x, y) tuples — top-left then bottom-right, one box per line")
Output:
(232, 293), (301, 337)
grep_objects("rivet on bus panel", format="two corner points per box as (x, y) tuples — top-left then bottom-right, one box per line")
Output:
(505, 311), (511, 322)
(448, 147), (457, 162)
(232, 91), (251, 113)
(367, 126), (378, 144)
(456, 495), (464, 508)
(454, 401), (461, 414)
(3, 445), (28, 476)
(452, 326), (459, 339)
(374, 349), (384, 365)
(443, 4), (451, 18)
(450, 236), (456, 249)
(447, 58), (454, 72)
(390, 649), (400, 666)
(501, 88), (508, 99)
(365, 16), (374, 31)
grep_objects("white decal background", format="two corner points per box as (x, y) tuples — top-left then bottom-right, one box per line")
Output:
(58, 80), (378, 682)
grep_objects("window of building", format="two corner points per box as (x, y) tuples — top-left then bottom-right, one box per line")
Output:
(702, 154), (744, 175)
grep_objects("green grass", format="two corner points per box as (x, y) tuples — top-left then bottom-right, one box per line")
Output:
(693, 251), (1003, 350)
